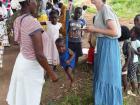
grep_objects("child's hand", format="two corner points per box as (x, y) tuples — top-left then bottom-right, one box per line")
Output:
(66, 60), (70, 65)
(50, 73), (58, 82)
(49, 71), (59, 82)
(122, 65), (127, 72)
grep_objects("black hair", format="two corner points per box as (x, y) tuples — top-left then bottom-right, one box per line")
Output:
(134, 14), (140, 23)
(58, 2), (63, 9)
(46, 2), (53, 9)
(102, 0), (106, 3)
(83, 5), (87, 10)
(49, 9), (59, 17)
(75, 7), (82, 11)
(0, 1), (2, 7)
(19, 0), (29, 8)
(53, 0), (60, 4)
(55, 37), (65, 46)
(131, 25), (140, 36)
(118, 25), (130, 41)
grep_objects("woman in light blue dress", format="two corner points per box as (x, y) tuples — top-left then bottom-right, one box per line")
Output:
(85, 0), (123, 105)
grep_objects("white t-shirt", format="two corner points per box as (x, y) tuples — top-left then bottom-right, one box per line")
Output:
(94, 4), (121, 39)
(131, 40), (140, 63)
(46, 21), (62, 41)
(42, 0), (48, 10)
(11, 0), (21, 10)
(0, 5), (8, 18)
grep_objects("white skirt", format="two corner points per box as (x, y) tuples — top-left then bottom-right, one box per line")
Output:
(6, 53), (45, 105)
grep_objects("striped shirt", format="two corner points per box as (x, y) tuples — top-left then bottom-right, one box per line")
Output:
(14, 14), (43, 60)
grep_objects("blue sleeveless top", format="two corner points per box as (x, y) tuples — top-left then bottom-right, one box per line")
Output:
(59, 49), (75, 70)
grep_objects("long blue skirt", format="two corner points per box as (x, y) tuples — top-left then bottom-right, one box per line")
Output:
(93, 37), (123, 105)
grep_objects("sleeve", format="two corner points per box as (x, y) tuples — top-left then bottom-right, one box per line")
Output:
(102, 5), (115, 24)
(80, 19), (86, 27)
(136, 40), (140, 49)
(24, 17), (43, 36)
(58, 22), (62, 29)
(2, 5), (8, 18)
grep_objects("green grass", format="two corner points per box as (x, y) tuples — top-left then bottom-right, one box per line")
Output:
(109, 0), (140, 19)
(64, 0), (140, 19)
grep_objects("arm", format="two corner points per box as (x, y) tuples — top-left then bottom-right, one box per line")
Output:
(68, 49), (75, 62)
(31, 31), (58, 82)
(40, 22), (46, 25)
(66, 49), (75, 64)
(86, 20), (118, 37)
(123, 45), (132, 69)
(134, 47), (140, 55)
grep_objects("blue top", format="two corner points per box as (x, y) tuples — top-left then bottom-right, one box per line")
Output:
(59, 49), (75, 70)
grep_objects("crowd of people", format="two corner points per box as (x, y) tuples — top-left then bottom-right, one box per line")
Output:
(119, 15), (140, 97)
(0, 0), (139, 105)
(0, 0), (13, 68)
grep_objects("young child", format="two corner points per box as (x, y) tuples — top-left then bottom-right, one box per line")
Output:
(118, 26), (131, 94)
(45, 2), (53, 17)
(81, 5), (87, 19)
(134, 14), (140, 91)
(55, 37), (75, 86)
(68, 7), (86, 63)
(37, 0), (48, 30)
(133, 25), (140, 94)
(41, 10), (62, 70)
(127, 26), (140, 95)
(58, 2), (67, 36)
(134, 14), (140, 26)
(53, 0), (61, 15)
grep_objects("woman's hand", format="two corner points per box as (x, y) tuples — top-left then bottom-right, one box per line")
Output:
(49, 71), (59, 82)
(82, 26), (96, 33)
(86, 26), (95, 32)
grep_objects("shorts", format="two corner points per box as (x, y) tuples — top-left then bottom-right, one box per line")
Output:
(137, 64), (140, 83)
(68, 41), (83, 61)
(128, 62), (138, 82)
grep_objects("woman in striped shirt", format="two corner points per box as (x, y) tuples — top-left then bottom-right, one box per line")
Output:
(7, 0), (58, 105)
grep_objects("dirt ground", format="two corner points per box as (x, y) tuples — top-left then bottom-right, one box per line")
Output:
(0, 45), (19, 105)
(0, 11), (135, 105)
(0, 16), (92, 105)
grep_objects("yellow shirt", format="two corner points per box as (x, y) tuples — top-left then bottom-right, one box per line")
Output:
(37, 14), (48, 30)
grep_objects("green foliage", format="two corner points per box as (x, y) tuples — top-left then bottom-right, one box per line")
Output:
(55, 93), (93, 105)
(87, 6), (96, 14)
(61, 95), (81, 105)
(109, 0), (140, 19)
(63, 0), (140, 19)
(123, 99), (128, 105)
